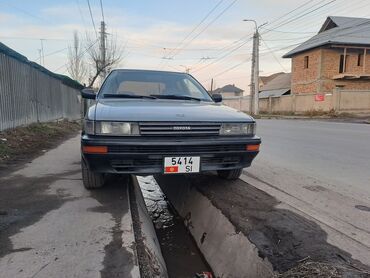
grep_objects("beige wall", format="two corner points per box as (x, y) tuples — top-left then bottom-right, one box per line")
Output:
(257, 90), (370, 114)
(222, 91), (370, 114)
(337, 90), (370, 112)
(222, 97), (251, 112)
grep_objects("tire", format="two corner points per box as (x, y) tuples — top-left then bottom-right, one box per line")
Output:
(217, 168), (243, 180)
(81, 158), (105, 189)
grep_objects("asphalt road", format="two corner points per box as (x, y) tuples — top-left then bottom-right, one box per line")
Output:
(244, 119), (370, 266)
(255, 119), (370, 193)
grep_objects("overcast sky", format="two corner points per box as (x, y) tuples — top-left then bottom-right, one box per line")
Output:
(0, 0), (369, 92)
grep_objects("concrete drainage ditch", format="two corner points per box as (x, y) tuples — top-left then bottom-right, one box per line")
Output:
(137, 175), (212, 278)
(132, 173), (370, 278)
(134, 174), (273, 278)
(154, 174), (274, 278)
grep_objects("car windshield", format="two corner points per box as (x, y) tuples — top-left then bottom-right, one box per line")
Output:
(99, 70), (213, 102)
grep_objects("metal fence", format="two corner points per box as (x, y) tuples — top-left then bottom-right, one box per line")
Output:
(0, 54), (82, 131)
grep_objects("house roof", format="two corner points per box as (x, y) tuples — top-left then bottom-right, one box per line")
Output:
(259, 72), (291, 98)
(260, 72), (291, 91)
(259, 72), (284, 85)
(213, 84), (244, 94)
(283, 16), (370, 58)
(259, 88), (290, 99)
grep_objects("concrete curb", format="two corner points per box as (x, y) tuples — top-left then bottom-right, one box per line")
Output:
(157, 176), (274, 278)
(121, 183), (141, 277)
(130, 176), (168, 278)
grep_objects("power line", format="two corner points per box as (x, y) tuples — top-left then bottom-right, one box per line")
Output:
(53, 39), (99, 72)
(281, 19), (370, 54)
(169, 0), (239, 59)
(99, 0), (105, 22)
(264, 0), (317, 27)
(276, 0), (370, 34)
(262, 0), (337, 34)
(260, 37), (288, 72)
(166, 0), (225, 58)
(86, 0), (98, 37)
(263, 0), (345, 34)
(262, 35), (312, 41)
(32, 47), (68, 61)
(190, 0), (332, 74)
(2, 2), (54, 24)
(260, 28), (316, 34)
(192, 37), (253, 73)
(262, 17), (370, 54)
(75, 0), (89, 29)
(201, 57), (251, 82)
(256, 19), (370, 58)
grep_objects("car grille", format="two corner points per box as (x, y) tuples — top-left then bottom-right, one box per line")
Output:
(108, 144), (245, 154)
(139, 122), (221, 136)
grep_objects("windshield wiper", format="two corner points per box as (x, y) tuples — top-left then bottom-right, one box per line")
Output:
(150, 94), (202, 101)
(103, 93), (157, 99)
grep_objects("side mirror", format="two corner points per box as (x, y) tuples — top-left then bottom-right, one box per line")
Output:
(81, 88), (96, 99)
(212, 93), (222, 103)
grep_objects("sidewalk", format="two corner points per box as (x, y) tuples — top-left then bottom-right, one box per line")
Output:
(258, 114), (370, 124)
(0, 136), (140, 277)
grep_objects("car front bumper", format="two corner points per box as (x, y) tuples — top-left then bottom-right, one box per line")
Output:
(81, 134), (261, 175)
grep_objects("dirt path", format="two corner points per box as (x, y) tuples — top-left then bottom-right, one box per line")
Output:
(0, 121), (81, 175)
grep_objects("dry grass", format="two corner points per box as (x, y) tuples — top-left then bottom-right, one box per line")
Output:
(278, 261), (341, 278)
(0, 120), (81, 162)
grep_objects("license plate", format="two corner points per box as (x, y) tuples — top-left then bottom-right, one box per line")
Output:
(164, 156), (200, 174)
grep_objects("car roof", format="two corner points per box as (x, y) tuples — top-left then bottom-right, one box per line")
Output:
(110, 69), (186, 75)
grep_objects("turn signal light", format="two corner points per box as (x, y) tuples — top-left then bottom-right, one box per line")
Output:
(82, 146), (108, 154)
(246, 144), (260, 151)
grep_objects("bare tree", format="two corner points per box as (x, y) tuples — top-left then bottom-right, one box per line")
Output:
(67, 31), (87, 83)
(86, 32), (123, 88)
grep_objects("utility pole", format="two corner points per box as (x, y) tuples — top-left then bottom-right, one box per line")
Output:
(40, 39), (45, 66)
(210, 78), (214, 92)
(249, 33), (256, 114)
(38, 49), (42, 65)
(243, 20), (266, 115)
(100, 21), (106, 81)
(253, 31), (259, 115)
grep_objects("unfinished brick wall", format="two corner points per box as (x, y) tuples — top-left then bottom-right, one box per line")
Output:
(291, 49), (321, 94)
(290, 47), (370, 94)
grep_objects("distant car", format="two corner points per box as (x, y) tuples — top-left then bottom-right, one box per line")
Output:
(80, 69), (261, 189)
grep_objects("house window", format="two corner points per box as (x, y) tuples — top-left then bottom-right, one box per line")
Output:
(339, 55), (349, 73)
(304, 56), (309, 69)
(358, 54), (364, 67)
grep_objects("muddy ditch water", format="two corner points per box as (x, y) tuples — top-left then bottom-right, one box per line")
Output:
(137, 176), (212, 278)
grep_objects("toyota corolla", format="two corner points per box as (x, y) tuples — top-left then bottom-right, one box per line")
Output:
(80, 69), (261, 189)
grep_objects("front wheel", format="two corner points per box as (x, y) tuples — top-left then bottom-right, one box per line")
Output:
(81, 158), (105, 189)
(217, 168), (243, 180)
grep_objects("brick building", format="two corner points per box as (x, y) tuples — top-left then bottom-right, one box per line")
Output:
(283, 16), (370, 94)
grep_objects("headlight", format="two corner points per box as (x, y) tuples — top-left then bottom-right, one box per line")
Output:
(95, 122), (140, 136)
(220, 123), (255, 136)
(83, 120), (95, 135)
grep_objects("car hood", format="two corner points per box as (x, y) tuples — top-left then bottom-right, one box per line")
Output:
(91, 99), (253, 122)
